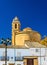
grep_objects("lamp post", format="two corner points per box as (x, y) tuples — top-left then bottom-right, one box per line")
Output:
(5, 43), (7, 65)
(1, 38), (11, 65)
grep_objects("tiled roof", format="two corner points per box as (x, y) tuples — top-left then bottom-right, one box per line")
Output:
(25, 41), (46, 48)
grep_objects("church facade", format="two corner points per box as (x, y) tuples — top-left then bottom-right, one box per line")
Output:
(0, 17), (47, 65)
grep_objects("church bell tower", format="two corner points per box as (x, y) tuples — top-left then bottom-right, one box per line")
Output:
(12, 17), (21, 46)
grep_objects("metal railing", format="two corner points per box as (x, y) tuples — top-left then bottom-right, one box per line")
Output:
(15, 57), (23, 61)
(0, 56), (9, 61)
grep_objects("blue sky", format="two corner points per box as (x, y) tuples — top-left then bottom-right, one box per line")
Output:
(0, 0), (47, 39)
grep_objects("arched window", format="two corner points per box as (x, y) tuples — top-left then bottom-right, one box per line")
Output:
(15, 24), (17, 28)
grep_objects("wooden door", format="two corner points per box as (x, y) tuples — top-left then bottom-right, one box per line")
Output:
(27, 59), (34, 65)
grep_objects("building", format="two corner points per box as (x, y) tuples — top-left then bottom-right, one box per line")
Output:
(0, 17), (47, 65)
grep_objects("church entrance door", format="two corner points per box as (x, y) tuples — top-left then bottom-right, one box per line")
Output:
(27, 59), (34, 65)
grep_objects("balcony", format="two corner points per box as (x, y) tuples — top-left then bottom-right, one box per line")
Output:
(0, 56), (9, 61)
(15, 57), (23, 61)
(0, 56), (23, 61)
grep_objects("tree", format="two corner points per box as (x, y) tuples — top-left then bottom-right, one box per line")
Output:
(40, 37), (47, 46)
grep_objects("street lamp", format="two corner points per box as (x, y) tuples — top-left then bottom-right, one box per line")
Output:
(1, 38), (11, 65)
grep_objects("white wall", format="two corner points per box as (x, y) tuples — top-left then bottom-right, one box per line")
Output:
(0, 48), (46, 57)
(0, 48), (47, 65)
(40, 57), (47, 65)
(41, 48), (45, 56)
(7, 48), (15, 61)
(0, 48), (5, 56)
(15, 48), (46, 57)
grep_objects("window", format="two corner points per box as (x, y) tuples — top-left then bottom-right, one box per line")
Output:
(1, 56), (5, 61)
(15, 24), (17, 28)
(16, 52), (23, 60)
(44, 57), (45, 61)
(7, 56), (9, 61)
(17, 52), (21, 57)
(35, 49), (39, 52)
(15, 57), (16, 61)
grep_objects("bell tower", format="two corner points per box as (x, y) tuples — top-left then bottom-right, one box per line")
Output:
(12, 17), (21, 46)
